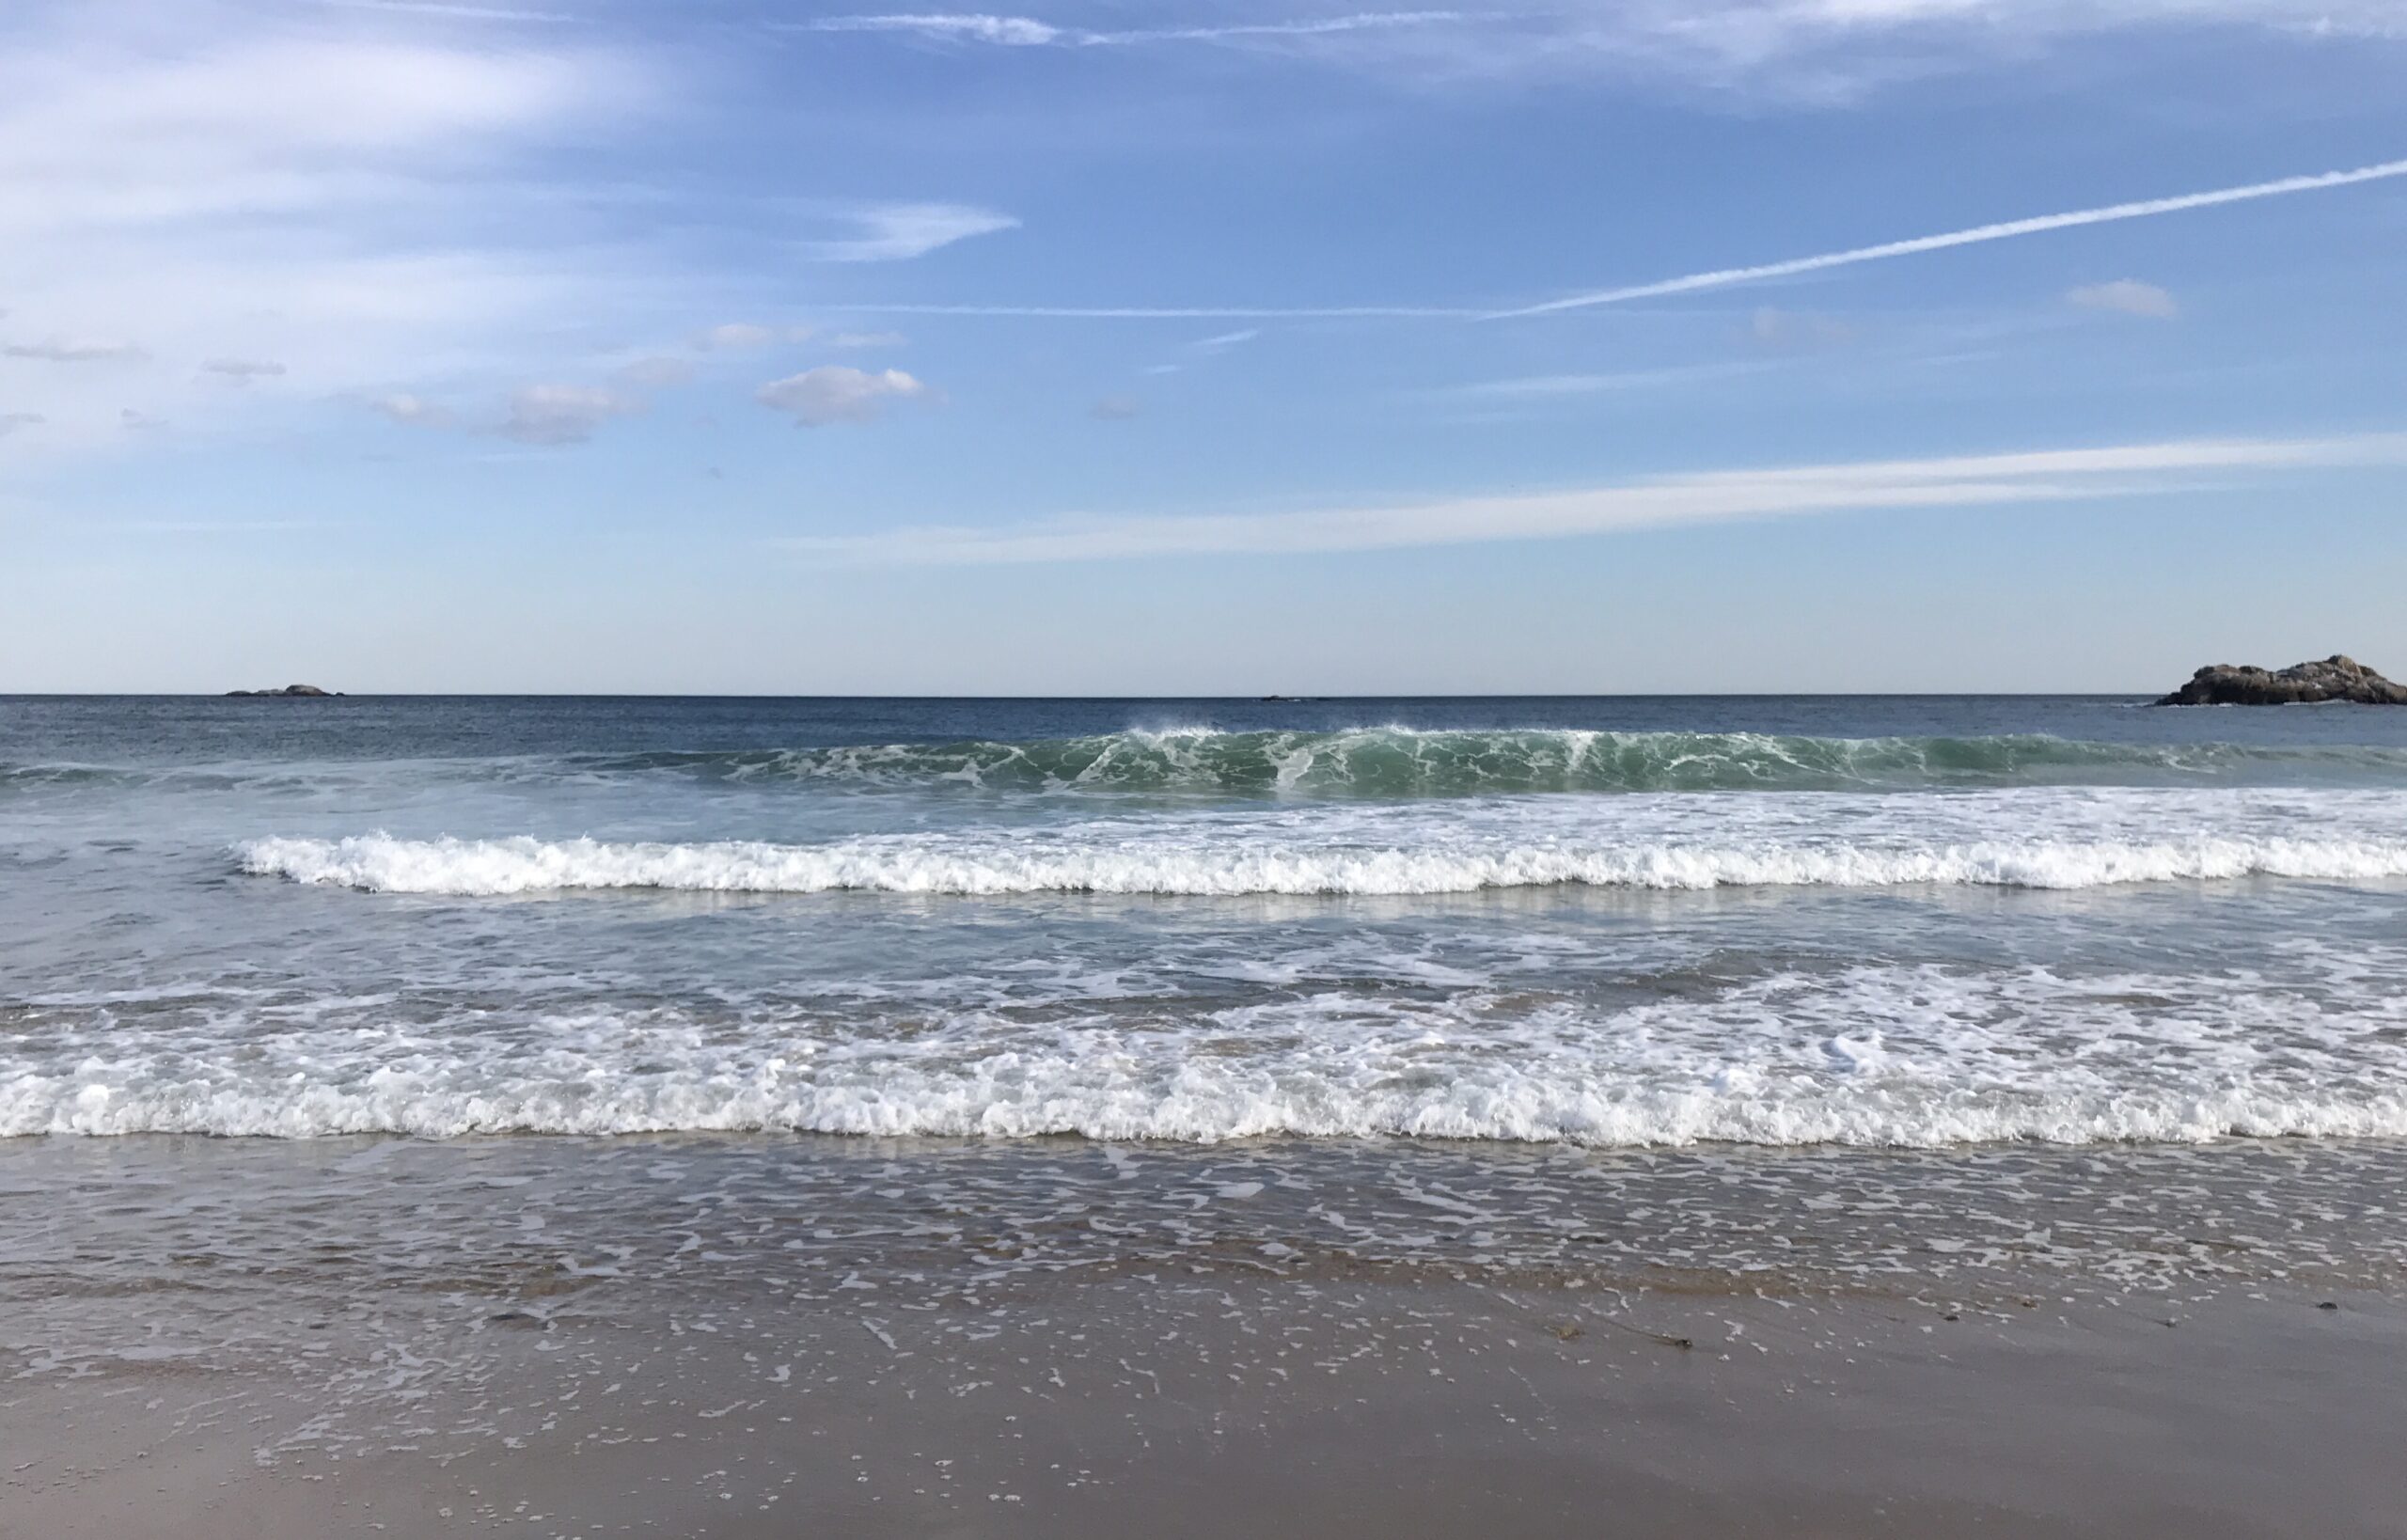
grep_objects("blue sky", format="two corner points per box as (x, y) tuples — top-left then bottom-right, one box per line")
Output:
(2, 0), (2404, 692)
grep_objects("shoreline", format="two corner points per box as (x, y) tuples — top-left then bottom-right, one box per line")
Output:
(9, 1265), (2400, 1537)
(7, 1134), (2406, 1536)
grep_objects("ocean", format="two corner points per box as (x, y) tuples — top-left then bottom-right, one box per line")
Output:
(8, 693), (2407, 1147)
(11, 694), (2407, 1532)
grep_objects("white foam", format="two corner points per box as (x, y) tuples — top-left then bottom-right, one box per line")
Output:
(9, 963), (2407, 1146)
(237, 826), (2407, 896)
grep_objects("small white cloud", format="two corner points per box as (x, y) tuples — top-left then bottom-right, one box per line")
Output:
(119, 407), (168, 432)
(202, 357), (287, 384)
(0, 411), (44, 437)
(804, 204), (1019, 262)
(370, 393), (453, 428)
(1091, 395), (1141, 420)
(500, 384), (642, 445)
(2067, 279), (2179, 318)
(827, 330), (908, 349)
(5, 338), (146, 363)
(1193, 327), (1260, 351)
(619, 355), (697, 387)
(698, 322), (779, 350)
(1141, 363), (1184, 376)
(757, 366), (931, 426)
(1748, 306), (1853, 349)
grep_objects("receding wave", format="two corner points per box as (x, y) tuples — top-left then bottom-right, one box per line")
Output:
(11, 963), (2406, 1144)
(576, 729), (2407, 795)
(238, 829), (2407, 896)
(19, 1077), (2407, 1145)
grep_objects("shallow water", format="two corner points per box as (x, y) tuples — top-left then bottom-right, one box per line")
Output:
(7, 694), (2407, 1145)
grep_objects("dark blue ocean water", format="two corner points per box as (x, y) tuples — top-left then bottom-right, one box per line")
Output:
(18, 692), (2407, 764)
(6, 694), (2407, 1146)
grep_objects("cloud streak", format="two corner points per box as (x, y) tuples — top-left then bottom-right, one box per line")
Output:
(201, 356), (287, 383)
(1490, 157), (2407, 318)
(818, 153), (2403, 328)
(803, 204), (1019, 262)
(4, 338), (146, 362)
(819, 303), (1479, 319)
(792, 11), (1467, 49)
(779, 432), (2407, 565)
(303, 0), (584, 20)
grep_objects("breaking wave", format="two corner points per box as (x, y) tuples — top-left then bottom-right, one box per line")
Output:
(571, 729), (2407, 794)
(238, 828), (2407, 896)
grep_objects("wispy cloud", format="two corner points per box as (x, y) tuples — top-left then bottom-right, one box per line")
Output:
(1490, 157), (2407, 318)
(757, 366), (933, 426)
(200, 356), (287, 384)
(1448, 360), (1776, 400)
(802, 204), (1019, 262)
(4, 338), (146, 362)
(117, 518), (323, 534)
(820, 303), (1478, 319)
(302, 0), (584, 20)
(1747, 306), (1853, 349)
(781, 4), (2407, 98)
(2068, 279), (2180, 318)
(1193, 327), (1261, 351)
(500, 383), (641, 445)
(0, 411), (44, 437)
(790, 11), (1468, 50)
(698, 322), (779, 351)
(617, 355), (696, 387)
(365, 379), (659, 442)
(0, 1), (653, 458)
(803, 154), (2400, 329)
(1091, 394), (1142, 419)
(779, 431), (2407, 565)
(826, 330), (908, 349)
(368, 393), (454, 428)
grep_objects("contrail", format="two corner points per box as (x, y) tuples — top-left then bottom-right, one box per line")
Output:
(1487, 157), (2407, 319)
(790, 12), (1465, 47)
(817, 304), (1484, 319)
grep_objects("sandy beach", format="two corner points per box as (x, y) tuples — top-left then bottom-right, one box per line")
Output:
(7, 1134), (2403, 1538)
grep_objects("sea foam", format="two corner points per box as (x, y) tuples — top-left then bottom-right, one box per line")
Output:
(10, 963), (2406, 1144)
(237, 827), (2407, 896)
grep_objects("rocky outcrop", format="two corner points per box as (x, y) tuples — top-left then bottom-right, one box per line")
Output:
(2154, 655), (2407, 706)
(227, 684), (338, 698)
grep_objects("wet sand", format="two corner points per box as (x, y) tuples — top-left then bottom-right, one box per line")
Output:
(7, 1136), (2406, 1537)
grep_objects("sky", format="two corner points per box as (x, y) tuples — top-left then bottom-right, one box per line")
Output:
(2, 0), (2404, 693)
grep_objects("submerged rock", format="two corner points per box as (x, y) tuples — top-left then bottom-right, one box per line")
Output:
(2154, 655), (2407, 706)
(226, 684), (338, 698)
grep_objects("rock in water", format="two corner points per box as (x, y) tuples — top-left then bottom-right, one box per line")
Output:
(226, 684), (338, 698)
(2154, 655), (2407, 706)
